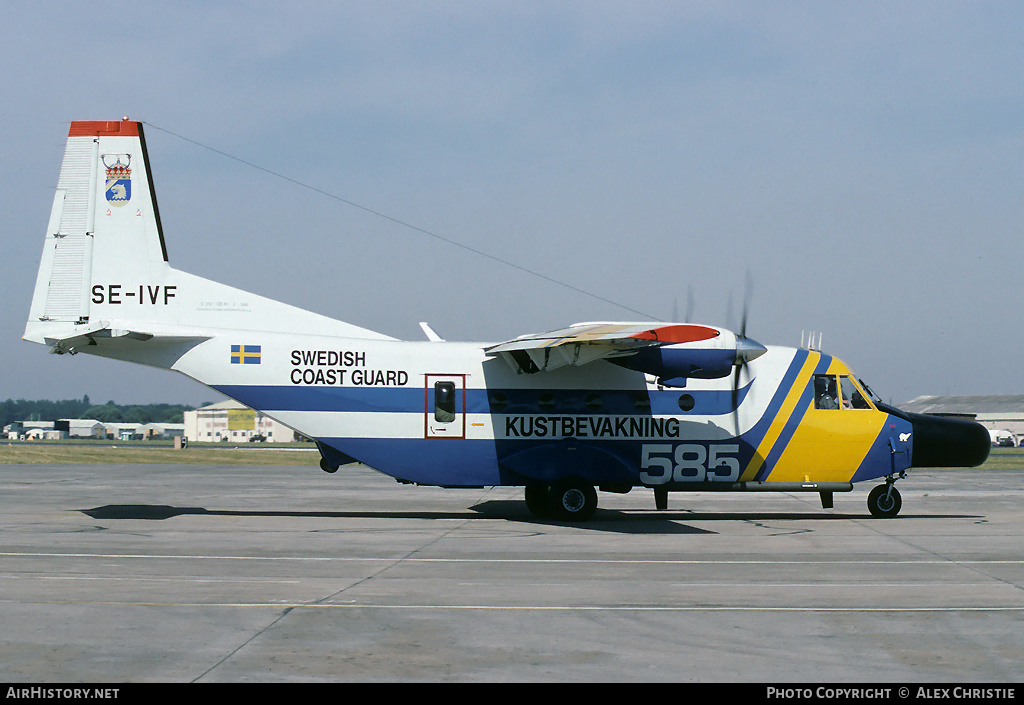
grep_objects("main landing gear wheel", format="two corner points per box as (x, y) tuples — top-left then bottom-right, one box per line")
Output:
(549, 479), (598, 522)
(319, 458), (338, 474)
(867, 483), (902, 518)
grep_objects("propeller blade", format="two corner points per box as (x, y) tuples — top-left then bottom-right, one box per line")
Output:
(732, 271), (756, 436)
(740, 271), (753, 337)
(732, 363), (742, 435)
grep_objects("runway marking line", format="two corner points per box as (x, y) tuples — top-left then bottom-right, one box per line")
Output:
(2, 600), (1023, 613)
(4, 552), (1024, 565)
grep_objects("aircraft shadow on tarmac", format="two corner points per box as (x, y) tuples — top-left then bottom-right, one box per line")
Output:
(79, 502), (982, 535)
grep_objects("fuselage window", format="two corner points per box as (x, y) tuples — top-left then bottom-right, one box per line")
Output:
(434, 381), (456, 422)
(678, 394), (695, 411)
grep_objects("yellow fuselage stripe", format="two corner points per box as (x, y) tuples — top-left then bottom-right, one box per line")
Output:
(740, 351), (820, 481)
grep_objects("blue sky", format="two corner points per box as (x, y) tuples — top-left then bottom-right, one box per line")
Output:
(3, 2), (1022, 406)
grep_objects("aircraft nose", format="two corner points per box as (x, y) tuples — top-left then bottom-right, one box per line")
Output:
(907, 412), (991, 468)
(735, 336), (767, 364)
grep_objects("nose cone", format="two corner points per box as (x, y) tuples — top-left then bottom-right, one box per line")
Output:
(735, 336), (767, 364)
(907, 412), (991, 468)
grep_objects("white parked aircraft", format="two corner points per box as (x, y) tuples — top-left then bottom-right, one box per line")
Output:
(24, 120), (990, 520)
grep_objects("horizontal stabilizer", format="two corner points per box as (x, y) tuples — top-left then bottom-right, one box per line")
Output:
(42, 320), (210, 356)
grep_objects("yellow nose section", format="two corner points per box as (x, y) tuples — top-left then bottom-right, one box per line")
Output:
(742, 352), (887, 484)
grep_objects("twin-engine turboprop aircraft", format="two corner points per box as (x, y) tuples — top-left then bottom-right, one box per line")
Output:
(24, 120), (991, 520)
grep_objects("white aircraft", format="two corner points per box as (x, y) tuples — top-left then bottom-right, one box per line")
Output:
(24, 119), (990, 520)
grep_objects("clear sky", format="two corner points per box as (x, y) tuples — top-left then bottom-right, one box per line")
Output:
(3, 2), (1021, 407)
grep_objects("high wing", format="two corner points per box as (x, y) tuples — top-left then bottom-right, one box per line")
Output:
(486, 322), (667, 374)
(486, 321), (764, 386)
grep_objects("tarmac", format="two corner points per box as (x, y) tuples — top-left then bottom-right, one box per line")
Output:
(1, 461), (1022, 683)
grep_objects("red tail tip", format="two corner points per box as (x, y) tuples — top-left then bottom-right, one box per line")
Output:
(68, 120), (140, 137)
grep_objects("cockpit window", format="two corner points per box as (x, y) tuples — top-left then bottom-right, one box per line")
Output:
(814, 374), (875, 410)
(813, 374), (840, 410)
(840, 376), (872, 409)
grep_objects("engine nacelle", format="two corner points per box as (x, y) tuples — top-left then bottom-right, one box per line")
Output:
(609, 334), (766, 387)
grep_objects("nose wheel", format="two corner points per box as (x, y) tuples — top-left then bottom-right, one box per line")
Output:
(867, 482), (902, 518)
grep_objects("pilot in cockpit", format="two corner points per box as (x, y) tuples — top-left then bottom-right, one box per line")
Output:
(814, 375), (839, 410)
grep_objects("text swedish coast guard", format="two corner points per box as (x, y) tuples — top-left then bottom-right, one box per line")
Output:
(289, 349), (408, 386)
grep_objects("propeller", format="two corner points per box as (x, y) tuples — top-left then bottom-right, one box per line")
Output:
(731, 273), (763, 436)
(672, 285), (695, 323)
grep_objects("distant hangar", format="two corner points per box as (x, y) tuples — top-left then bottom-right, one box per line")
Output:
(5, 419), (184, 441)
(183, 400), (301, 443)
(7, 401), (301, 444)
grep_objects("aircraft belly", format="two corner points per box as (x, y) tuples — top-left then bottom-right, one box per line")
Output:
(317, 437), (502, 486)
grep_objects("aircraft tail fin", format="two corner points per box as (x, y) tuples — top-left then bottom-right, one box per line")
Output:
(26, 120), (165, 332)
(25, 119), (390, 356)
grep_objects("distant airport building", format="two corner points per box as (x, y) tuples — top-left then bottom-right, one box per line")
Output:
(5, 420), (56, 439)
(64, 419), (105, 438)
(140, 422), (185, 441)
(101, 422), (185, 441)
(183, 401), (300, 443)
(902, 395), (1024, 446)
(5, 419), (183, 441)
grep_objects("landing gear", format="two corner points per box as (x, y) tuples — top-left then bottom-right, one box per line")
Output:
(524, 479), (598, 521)
(551, 479), (598, 521)
(654, 487), (668, 510)
(319, 457), (338, 474)
(524, 484), (550, 518)
(867, 482), (902, 518)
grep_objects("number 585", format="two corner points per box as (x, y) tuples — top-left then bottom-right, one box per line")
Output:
(639, 443), (740, 484)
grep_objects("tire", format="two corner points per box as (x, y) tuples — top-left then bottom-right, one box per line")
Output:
(550, 479), (598, 522)
(867, 484), (902, 518)
(524, 484), (550, 518)
(319, 457), (338, 474)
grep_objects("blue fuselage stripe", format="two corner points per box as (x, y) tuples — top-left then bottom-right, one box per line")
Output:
(211, 384), (752, 417)
(756, 353), (831, 479)
(730, 348), (809, 480)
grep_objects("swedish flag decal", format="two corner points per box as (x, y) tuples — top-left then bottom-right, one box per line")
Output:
(230, 345), (262, 365)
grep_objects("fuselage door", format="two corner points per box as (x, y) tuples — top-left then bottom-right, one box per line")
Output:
(425, 374), (466, 439)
